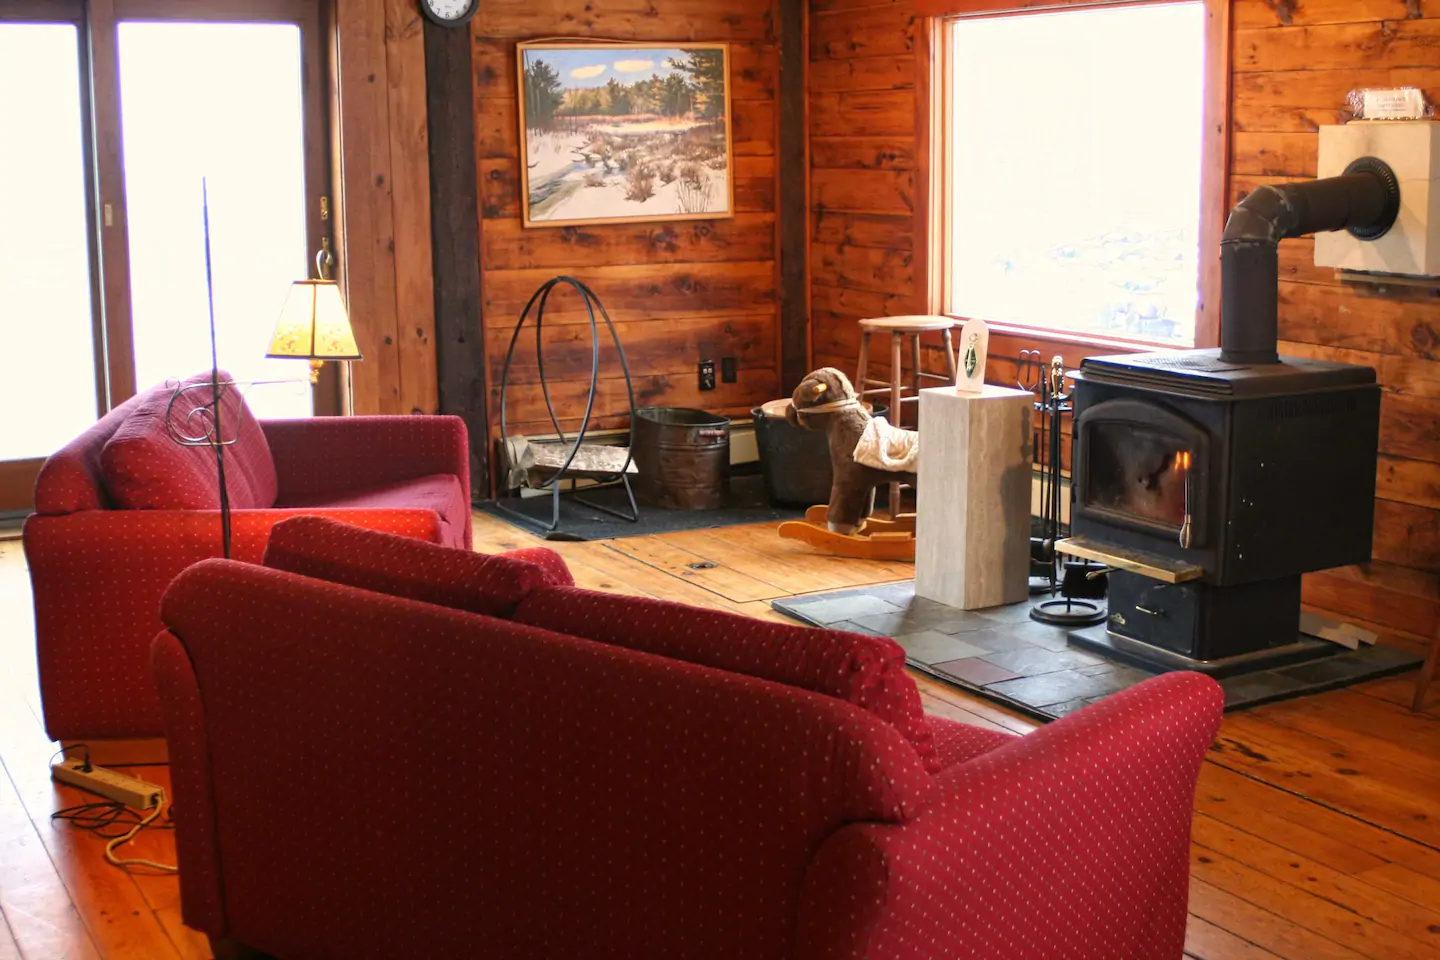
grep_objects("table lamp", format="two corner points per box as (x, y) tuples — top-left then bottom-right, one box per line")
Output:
(267, 275), (362, 386)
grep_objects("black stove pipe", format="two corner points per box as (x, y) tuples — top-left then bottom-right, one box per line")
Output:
(1219, 157), (1400, 365)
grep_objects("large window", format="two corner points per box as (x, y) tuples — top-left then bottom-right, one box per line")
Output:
(940, 2), (1206, 346)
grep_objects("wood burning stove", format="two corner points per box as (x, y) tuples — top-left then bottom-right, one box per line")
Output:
(1062, 158), (1399, 674)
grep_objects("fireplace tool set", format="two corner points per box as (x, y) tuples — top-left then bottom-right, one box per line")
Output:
(1021, 352), (1109, 626)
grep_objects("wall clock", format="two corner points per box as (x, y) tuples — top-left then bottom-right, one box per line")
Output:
(419, 0), (479, 27)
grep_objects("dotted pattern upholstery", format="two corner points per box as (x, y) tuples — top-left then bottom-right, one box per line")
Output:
(274, 474), (469, 550)
(262, 416), (471, 547)
(262, 516), (571, 618)
(100, 371), (279, 511)
(24, 404), (474, 741)
(924, 714), (1018, 770)
(150, 630), (224, 934)
(496, 546), (575, 586)
(513, 585), (941, 773)
(797, 671), (1224, 960)
(33, 393), (142, 515)
(154, 559), (937, 956)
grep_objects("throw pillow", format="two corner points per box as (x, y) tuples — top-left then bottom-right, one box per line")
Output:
(100, 371), (278, 510)
(263, 516), (572, 619)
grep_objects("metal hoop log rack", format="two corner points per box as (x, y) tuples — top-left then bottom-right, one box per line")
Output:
(495, 276), (640, 538)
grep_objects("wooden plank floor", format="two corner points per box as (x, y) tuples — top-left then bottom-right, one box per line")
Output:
(0, 515), (1437, 959)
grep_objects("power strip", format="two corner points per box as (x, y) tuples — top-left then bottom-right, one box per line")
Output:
(51, 759), (164, 810)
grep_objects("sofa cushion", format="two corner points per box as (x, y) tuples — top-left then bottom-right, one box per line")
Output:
(275, 474), (469, 550)
(263, 516), (570, 618)
(514, 586), (941, 773)
(100, 372), (278, 511)
(924, 714), (1018, 770)
(34, 392), (142, 515)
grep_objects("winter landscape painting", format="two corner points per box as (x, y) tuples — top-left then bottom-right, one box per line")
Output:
(516, 42), (733, 227)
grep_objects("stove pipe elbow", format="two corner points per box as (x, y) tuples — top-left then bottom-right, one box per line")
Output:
(1219, 158), (1400, 365)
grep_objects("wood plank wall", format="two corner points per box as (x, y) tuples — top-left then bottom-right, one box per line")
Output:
(809, 0), (1440, 641)
(809, 0), (922, 372)
(334, 0), (440, 416)
(469, 0), (784, 444)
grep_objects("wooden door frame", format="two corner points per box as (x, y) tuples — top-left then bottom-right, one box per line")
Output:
(918, 0), (1231, 357)
(0, 0), (105, 512)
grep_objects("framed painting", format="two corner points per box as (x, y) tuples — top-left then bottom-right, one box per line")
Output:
(516, 41), (734, 228)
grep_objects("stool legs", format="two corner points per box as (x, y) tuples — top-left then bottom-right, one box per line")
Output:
(910, 336), (923, 417)
(890, 334), (904, 518)
(855, 331), (871, 392)
(942, 327), (958, 384)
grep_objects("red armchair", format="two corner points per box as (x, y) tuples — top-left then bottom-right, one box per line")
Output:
(152, 536), (1223, 960)
(24, 374), (472, 743)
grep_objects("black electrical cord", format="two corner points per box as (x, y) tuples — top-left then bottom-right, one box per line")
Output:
(51, 801), (173, 840)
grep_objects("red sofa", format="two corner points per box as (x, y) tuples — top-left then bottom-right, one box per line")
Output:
(24, 373), (472, 742)
(152, 518), (1224, 960)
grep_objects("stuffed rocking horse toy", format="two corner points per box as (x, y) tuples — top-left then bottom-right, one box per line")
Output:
(777, 367), (919, 561)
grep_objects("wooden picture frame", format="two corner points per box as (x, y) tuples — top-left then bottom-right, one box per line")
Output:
(515, 40), (735, 228)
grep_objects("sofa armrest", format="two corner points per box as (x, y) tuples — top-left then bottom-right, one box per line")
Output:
(24, 508), (444, 740)
(151, 631), (226, 937)
(261, 415), (470, 505)
(798, 672), (1223, 960)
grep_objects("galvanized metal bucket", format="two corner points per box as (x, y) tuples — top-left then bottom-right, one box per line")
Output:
(632, 406), (731, 510)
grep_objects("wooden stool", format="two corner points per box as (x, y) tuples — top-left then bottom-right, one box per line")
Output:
(855, 315), (959, 517)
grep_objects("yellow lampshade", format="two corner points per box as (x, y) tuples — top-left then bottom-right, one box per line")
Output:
(267, 280), (361, 362)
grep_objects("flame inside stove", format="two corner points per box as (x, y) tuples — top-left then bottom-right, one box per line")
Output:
(1176, 450), (1192, 471)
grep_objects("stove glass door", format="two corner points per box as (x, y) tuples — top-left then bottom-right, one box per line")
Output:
(1086, 421), (1191, 528)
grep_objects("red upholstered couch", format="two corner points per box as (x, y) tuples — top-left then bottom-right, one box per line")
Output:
(152, 519), (1224, 960)
(24, 374), (472, 742)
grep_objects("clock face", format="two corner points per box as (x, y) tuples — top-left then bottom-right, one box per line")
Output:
(424, 0), (473, 21)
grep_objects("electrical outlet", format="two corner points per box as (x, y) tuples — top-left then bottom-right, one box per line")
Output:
(720, 356), (737, 383)
(698, 359), (716, 391)
(51, 759), (165, 810)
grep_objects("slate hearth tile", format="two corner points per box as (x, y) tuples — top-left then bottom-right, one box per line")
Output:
(1274, 655), (1380, 686)
(792, 595), (902, 625)
(931, 657), (1021, 686)
(1076, 662), (1159, 688)
(828, 619), (882, 637)
(987, 670), (1119, 708)
(955, 628), (1043, 654)
(867, 581), (917, 606)
(1219, 671), (1309, 709)
(980, 646), (1105, 677)
(850, 611), (985, 638)
(1047, 698), (1093, 718)
(1080, 666), (1159, 698)
(1005, 620), (1077, 651)
(849, 612), (918, 636)
(893, 630), (989, 664)
(974, 602), (1040, 625)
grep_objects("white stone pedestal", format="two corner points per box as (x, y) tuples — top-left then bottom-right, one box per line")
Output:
(915, 384), (1033, 610)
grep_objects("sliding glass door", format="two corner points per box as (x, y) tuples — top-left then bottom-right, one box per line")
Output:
(0, 0), (331, 511)
(117, 17), (319, 419)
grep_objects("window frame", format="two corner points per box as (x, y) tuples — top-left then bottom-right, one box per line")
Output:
(918, 0), (1231, 356)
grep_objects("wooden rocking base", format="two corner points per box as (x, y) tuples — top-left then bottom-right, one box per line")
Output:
(778, 505), (917, 561)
